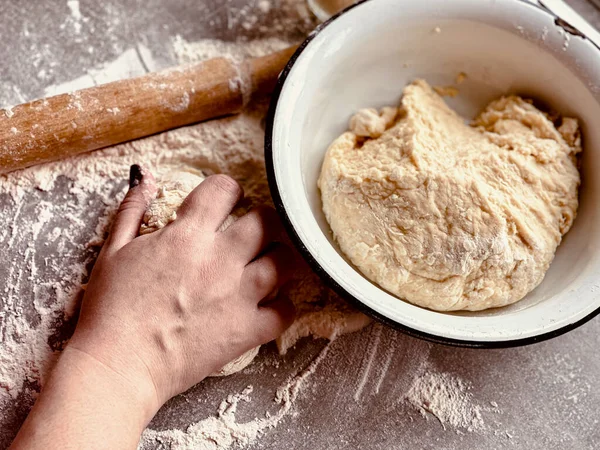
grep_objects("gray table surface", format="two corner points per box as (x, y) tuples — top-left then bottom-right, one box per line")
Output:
(1, 1), (599, 449)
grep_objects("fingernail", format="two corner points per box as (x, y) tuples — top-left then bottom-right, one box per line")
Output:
(129, 164), (143, 189)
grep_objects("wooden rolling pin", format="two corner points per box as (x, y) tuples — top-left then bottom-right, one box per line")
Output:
(0, 45), (298, 175)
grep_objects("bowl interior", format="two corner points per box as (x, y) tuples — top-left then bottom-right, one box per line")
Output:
(270, 0), (600, 343)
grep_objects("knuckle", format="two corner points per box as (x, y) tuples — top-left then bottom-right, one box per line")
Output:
(209, 174), (241, 198)
(239, 207), (281, 242)
(118, 196), (146, 214)
(161, 223), (193, 247)
(117, 190), (149, 216)
(254, 265), (276, 293)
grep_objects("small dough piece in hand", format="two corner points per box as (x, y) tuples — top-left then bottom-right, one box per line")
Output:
(139, 168), (258, 376)
(140, 169), (236, 235)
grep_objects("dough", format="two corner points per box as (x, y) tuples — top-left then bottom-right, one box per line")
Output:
(276, 289), (372, 354)
(139, 168), (259, 377)
(318, 79), (581, 311)
(210, 346), (261, 377)
(140, 169), (236, 235)
(349, 107), (398, 138)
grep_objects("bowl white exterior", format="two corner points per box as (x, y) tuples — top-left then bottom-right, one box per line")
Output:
(267, 0), (600, 345)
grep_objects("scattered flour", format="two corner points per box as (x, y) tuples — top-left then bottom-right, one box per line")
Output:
(407, 369), (485, 432)
(64, 0), (86, 35)
(67, 0), (83, 21)
(43, 46), (156, 97)
(172, 35), (290, 65)
(226, 0), (314, 34)
(140, 343), (332, 449)
(257, 0), (272, 14)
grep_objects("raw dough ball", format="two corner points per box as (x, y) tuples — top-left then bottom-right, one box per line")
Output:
(140, 169), (236, 235)
(319, 79), (581, 311)
(139, 168), (259, 376)
(139, 170), (203, 235)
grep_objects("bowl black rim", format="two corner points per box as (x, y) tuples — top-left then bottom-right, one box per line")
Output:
(264, 0), (600, 348)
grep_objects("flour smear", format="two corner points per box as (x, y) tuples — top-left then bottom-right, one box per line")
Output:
(407, 369), (487, 432)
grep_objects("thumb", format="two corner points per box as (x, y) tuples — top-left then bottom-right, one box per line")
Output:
(105, 164), (157, 254)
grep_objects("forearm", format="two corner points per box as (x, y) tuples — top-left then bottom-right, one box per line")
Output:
(10, 346), (157, 450)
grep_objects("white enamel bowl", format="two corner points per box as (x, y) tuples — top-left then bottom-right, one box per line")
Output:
(265, 0), (600, 346)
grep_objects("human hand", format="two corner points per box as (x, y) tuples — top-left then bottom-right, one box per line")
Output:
(68, 165), (296, 417)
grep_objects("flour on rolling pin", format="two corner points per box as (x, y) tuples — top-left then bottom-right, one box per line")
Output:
(0, 37), (298, 175)
(3, 107), (15, 119)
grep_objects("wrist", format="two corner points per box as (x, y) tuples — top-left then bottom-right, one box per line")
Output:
(62, 341), (161, 425)
(10, 343), (161, 449)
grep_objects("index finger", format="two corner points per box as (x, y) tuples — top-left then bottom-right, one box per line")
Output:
(175, 174), (243, 232)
